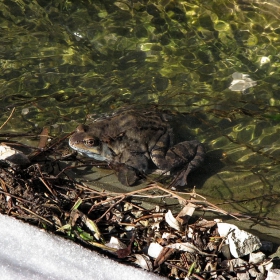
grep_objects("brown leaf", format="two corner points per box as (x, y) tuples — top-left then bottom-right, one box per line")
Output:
(176, 203), (196, 225)
(38, 127), (49, 149)
(116, 234), (135, 259)
(70, 209), (81, 227)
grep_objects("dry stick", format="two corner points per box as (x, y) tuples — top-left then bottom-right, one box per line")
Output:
(87, 184), (181, 210)
(133, 213), (165, 223)
(87, 184), (168, 213)
(19, 206), (54, 226)
(154, 187), (238, 219)
(38, 177), (57, 197)
(186, 199), (240, 220)
(0, 189), (34, 204)
(29, 131), (75, 160)
(0, 107), (15, 130)
(176, 190), (206, 200)
(131, 194), (172, 198)
(75, 183), (111, 196)
(165, 262), (204, 280)
(79, 183), (239, 219)
(95, 195), (126, 223)
(34, 164), (57, 196)
(55, 162), (108, 179)
(122, 201), (146, 211)
(87, 183), (240, 220)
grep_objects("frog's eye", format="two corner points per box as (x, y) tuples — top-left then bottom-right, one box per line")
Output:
(83, 137), (100, 147)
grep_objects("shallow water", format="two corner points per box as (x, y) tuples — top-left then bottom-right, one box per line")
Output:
(1, 1), (280, 241)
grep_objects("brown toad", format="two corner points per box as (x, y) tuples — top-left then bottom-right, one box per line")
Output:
(69, 108), (205, 186)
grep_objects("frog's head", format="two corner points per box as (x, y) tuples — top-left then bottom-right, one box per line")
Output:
(69, 124), (113, 161)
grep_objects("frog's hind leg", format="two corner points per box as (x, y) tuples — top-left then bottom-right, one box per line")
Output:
(151, 137), (205, 186)
(173, 141), (205, 186)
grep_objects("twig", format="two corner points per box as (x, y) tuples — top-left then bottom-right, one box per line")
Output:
(19, 206), (54, 226)
(133, 213), (165, 223)
(85, 183), (241, 220)
(0, 189), (34, 204)
(95, 195), (126, 223)
(165, 262), (204, 280)
(34, 164), (57, 197)
(0, 107), (15, 130)
(38, 177), (57, 197)
(186, 199), (241, 220)
(55, 162), (108, 178)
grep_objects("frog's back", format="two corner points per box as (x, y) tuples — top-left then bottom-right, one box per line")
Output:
(97, 109), (172, 153)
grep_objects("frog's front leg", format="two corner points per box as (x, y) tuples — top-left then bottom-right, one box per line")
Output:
(151, 136), (205, 186)
(113, 152), (149, 186)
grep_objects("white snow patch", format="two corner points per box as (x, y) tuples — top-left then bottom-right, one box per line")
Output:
(0, 214), (166, 280)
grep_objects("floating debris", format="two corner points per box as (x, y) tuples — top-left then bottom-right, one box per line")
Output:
(260, 56), (270, 67)
(229, 72), (257, 93)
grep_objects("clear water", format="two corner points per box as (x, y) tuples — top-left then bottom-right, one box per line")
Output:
(1, 0), (280, 240)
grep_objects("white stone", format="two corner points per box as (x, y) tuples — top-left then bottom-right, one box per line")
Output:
(267, 269), (280, 280)
(217, 223), (261, 258)
(147, 242), (163, 259)
(249, 252), (266, 264)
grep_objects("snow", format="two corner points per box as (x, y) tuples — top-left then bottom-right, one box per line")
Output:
(0, 214), (165, 280)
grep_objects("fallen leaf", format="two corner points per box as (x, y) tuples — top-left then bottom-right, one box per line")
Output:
(176, 203), (196, 225)
(165, 210), (181, 231)
(134, 254), (153, 271)
(167, 242), (216, 256)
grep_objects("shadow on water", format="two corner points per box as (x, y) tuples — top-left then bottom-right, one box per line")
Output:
(188, 149), (226, 189)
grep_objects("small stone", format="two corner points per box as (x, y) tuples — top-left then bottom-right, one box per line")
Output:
(266, 268), (280, 280)
(21, 108), (29, 115)
(217, 223), (261, 258)
(148, 242), (163, 259)
(249, 252), (266, 264)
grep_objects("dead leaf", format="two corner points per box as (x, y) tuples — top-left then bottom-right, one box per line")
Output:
(70, 209), (80, 226)
(134, 254), (153, 271)
(176, 203), (196, 225)
(116, 233), (135, 258)
(165, 210), (181, 231)
(167, 242), (216, 256)
(38, 127), (49, 149)
(105, 236), (127, 250)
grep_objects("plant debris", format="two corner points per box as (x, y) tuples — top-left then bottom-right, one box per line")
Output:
(0, 138), (278, 279)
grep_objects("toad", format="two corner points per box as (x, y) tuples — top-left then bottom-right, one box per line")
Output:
(69, 108), (205, 186)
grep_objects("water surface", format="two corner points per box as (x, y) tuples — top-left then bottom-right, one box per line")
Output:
(1, 0), (280, 241)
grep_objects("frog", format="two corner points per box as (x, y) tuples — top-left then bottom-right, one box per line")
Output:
(69, 108), (205, 186)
